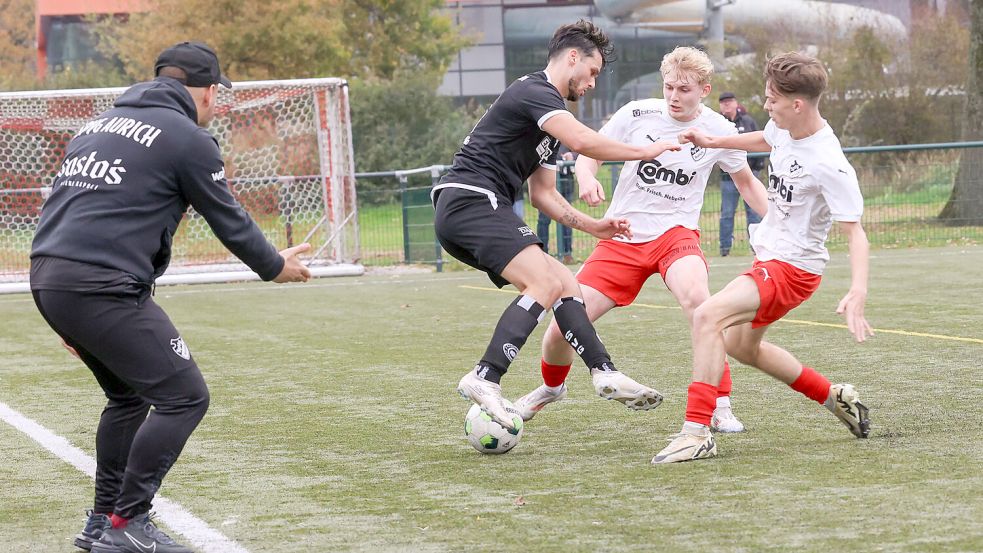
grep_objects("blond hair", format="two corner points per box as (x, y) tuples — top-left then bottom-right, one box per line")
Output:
(764, 52), (828, 101)
(660, 46), (714, 84)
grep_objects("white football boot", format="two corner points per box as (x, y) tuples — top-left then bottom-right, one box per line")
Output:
(457, 369), (515, 429)
(825, 383), (871, 438)
(591, 368), (663, 411)
(651, 426), (717, 464)
(513, 383), (568, 421)
(710, 396), (746, 433)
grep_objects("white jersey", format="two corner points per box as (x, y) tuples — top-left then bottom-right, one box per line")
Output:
(599, 99), (749, 243)
(751, 120), (863, 275)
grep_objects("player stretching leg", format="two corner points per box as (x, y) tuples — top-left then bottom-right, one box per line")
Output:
(652, 52), (873, 464)
(434, 20), (678, 428)
(515, 47), (767, 432)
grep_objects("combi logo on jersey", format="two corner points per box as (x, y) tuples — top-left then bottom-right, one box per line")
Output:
(637, 159), (696, 187)
(170, 337), (191, 360)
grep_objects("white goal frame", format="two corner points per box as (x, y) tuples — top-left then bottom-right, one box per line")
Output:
(0, 78), (361, 294)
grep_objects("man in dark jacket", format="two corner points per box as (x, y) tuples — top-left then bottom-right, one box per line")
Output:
(718, 91), (765, 256)
(30, 42), (310, 553)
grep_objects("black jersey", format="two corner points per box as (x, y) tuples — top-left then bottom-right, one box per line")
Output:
(438, 71), (569, 204)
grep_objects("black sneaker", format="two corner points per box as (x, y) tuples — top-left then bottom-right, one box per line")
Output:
(91, 512), (192, 553)
(74, 510), (111, 551)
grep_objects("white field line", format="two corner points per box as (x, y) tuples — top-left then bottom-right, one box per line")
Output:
(0, 400), (249, 553)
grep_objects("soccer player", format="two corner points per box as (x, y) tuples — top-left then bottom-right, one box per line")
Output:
(514, 47), (766, 433)
(651, 52), (873, 464)
(30, 42), (311, 552)
(434, 20), (680, 429)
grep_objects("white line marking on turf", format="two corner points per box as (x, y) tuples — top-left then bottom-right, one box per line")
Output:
(0, 400), (249, 553)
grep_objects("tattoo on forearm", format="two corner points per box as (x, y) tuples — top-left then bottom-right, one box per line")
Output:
(560, 207), (582, 229)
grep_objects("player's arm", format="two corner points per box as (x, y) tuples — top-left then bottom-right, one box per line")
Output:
(528, 165), (631, 240)
(728, 166), (768, 217)
(542, 114), (679, 161)
(680, 128), (771, 152)
(835, 221), (874, 342)
(573, 153), (607, 206)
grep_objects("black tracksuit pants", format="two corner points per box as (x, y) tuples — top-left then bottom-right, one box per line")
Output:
(32, 289), (209, 518)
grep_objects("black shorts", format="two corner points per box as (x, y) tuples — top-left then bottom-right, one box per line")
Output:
(433, 186), (542, 288)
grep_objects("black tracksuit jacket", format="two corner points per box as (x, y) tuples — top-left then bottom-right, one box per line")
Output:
(30, 77), (283, 293)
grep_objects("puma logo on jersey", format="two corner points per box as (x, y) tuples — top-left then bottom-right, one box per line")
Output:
(758, 267), (771, 281)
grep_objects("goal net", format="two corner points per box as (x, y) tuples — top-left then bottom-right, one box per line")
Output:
(0, 78), (361, 292)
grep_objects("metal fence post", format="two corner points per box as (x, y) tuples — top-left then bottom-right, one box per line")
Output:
(430, 165), (444, 272)
(398, 172), (409, 264)
(556, 160), (573, 258)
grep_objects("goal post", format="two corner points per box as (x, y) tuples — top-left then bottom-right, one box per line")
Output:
(0, 78), (361, 293)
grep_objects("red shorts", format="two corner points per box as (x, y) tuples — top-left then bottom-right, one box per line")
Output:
(577, 226), (708, 307)
(743, 258), (822, 328)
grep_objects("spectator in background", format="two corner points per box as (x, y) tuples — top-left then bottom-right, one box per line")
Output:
(718, 91), (765, 256)
(537, 149), (575, 264)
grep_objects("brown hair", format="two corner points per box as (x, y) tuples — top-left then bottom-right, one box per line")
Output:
(764, 52), (827, 101)
(548, 19), (616, 66)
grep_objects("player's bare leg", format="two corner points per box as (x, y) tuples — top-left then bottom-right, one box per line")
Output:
(726, 323), (870, 438)
(653, 277), (757, 464)
(665, 255), (744, 432)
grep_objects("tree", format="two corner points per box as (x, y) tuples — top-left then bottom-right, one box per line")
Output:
(0, 0), (36, 90)
(349, 71), (480, 200)
(939, 0), (983, 225)
(94, 0), (467, 82)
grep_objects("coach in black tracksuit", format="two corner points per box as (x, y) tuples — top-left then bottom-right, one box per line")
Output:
(30, 42), (310, 553)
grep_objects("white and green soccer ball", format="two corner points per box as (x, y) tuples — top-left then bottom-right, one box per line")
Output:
(464, 400), (524, 454)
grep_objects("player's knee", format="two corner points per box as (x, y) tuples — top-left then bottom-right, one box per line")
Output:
(677, 289), (708, 314)
(526, 273), (563, 307)
(691, 303), (720, 335)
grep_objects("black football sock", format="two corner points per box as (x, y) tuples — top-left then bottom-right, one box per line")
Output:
(474, 294), (546, 384)
(552, 296), (616, 372)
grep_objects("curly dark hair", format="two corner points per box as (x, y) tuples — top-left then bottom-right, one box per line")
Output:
(547, 19), (616, 66)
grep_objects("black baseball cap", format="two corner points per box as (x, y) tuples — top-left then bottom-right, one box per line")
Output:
(718, 91), (736, 101)
(155, 42), (232, 88)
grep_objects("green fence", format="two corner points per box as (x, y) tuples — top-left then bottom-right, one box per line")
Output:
(354, 142), (983, 268)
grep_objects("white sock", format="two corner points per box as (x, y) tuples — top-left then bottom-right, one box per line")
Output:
(716, 396), (731, 409)
(544, 384), (564, 394)
(682, 421), (708, 435)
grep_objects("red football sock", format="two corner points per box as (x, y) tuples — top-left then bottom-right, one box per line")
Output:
(684, 382), (717, 426)
(110, 513), (129, 529)
(717, 361), (733, 397)
(789, 365), (832, 404)
(541, 358), (572, 387)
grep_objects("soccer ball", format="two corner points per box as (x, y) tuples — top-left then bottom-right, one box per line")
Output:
(464, 400), (524, 454)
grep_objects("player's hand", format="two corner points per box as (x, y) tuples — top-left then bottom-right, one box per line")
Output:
(679, 127), (713, 148)
(61, 339), (80, 359)
(578, 174), (606, 207)
(641, 140), (681, 160)
(274, 243), (312, 283)
(836, 289), (874, 343)
(591, 217), (632, 240)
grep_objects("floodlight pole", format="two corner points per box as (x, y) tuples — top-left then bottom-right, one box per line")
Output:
(706, 0), (736, 69)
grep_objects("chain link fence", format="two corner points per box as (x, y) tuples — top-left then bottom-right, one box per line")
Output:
(353, 142), (983, 269)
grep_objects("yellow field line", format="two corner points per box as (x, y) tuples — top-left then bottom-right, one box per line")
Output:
(459, 285), (983, 345)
